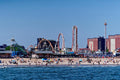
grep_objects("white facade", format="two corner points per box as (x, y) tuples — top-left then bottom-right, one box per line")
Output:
(110, 39), (115, 52)
(89, 41), (93, 51)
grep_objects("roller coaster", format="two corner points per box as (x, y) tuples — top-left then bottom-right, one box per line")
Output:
(27, 26), (78, 55)
(37, 39), (55, 53)
(57, 33), (65, 54)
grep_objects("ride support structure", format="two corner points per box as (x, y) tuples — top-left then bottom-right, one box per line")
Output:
(37, 39), (55, 53)
(72, 26), (78, 53)
(26, 45), (33, 54)
(57, 33), (65, 53)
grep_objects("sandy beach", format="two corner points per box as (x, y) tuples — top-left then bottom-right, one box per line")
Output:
(0, 57), (120, 67)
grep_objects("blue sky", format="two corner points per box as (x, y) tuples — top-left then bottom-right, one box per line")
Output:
(0, 0), (120, 48)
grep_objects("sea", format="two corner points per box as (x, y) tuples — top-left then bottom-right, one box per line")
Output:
(0, 65), (120, 80)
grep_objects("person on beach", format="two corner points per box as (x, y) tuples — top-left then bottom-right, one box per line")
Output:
(29, 62), (31, 66)
(116, 60), (119, 65)
(98, 61), (100, 65)
(68, 59), (71, 65)
(56, 60), (59, 65)
(38, 61), (41, 65)
(3, 63), (4, 66)
(45, 62), (48, 66)
(16, 62), (18, 66)
(71, 60), (74, 65)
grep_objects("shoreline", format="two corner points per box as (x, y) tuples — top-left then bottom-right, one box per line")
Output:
(0, 64), (120, 68)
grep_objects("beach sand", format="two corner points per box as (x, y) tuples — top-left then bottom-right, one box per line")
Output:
(0, 57), (120, 67)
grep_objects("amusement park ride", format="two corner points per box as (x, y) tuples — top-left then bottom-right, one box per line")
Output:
(10, 38), (27, 57)
(72, 26), (78, 53)
(57, 33), (65, 54)
(27, 26), (78, 55)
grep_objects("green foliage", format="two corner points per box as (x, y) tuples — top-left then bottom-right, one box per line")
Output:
(5, 46), (10, 50)
(5, 46), (19, 51)
(106, 49), (109, 52)
(92, 51), (95, 53)
(5, 43), (27, 55)
(5, 44), (24, 51)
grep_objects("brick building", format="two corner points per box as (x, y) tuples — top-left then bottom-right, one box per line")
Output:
(87, 38), (98, 51)
(107, 35), (120, 52)
(87, 34), (120, 52)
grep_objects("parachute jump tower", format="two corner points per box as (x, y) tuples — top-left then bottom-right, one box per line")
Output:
(72, 26), (78, 53)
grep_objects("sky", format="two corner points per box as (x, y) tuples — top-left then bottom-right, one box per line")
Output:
(0, 0), (120, 48)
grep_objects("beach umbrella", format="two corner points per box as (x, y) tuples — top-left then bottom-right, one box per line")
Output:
(79, 59), (82, 62)
(42, 58), (47, 61)
(41, 58), (44, 61)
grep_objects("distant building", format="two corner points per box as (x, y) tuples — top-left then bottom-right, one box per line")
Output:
(79, 48), (91, 53)
(0, 51), (12, 58)
(0, 44), (7, 51)
(107, 34), (120, 52)
(87, 37), (105, 52)
(87, 38), (98, 51)
(0, 44), (12, 58)
(98, 37), (105, 51)
(87, 34), (120, 52)
(37, 38), (56, 50)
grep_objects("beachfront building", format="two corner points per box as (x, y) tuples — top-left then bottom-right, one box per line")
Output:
(87, 34), (120, 52)
(0, 51), (12, 58)
(107, 34), (120, 52)
(87, 38), (98, 52)
(87, 37), (105, 52)
(0, 44), (12, 58)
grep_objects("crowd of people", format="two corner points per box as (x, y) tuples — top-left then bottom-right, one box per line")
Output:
(0, 57), (120, 67)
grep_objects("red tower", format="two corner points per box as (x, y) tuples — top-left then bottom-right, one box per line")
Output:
(104, 22), (107, 53)
(72, 26), (78, 52)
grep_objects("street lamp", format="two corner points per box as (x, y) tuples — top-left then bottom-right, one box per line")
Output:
(104, 21), (107, 54)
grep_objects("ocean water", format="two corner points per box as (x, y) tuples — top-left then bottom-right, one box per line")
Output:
(0, 65), (120, 80)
